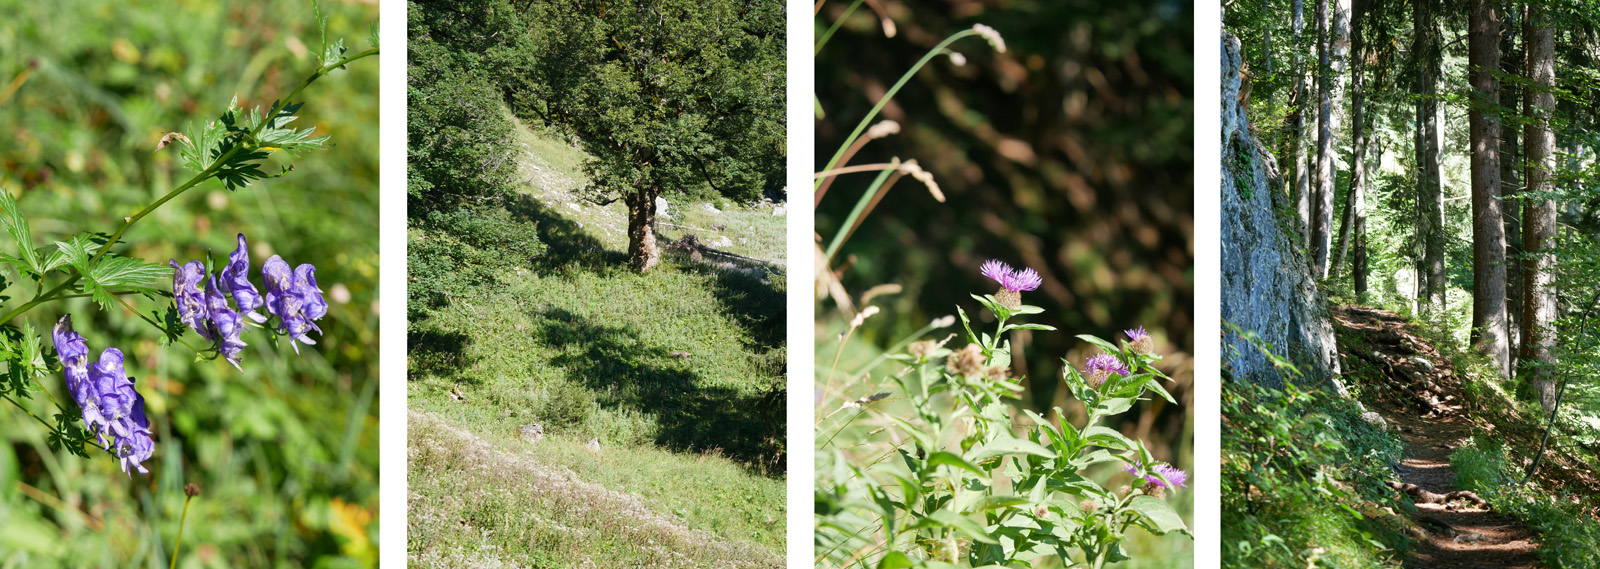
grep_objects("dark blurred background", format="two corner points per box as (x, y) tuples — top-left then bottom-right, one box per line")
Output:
(816, 0), (1193, 461)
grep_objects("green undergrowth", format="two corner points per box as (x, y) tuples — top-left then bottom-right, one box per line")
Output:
(408, 411), (782, 568)
(1222, 331), (1409, 567)
(1452, 437), (1600, 569)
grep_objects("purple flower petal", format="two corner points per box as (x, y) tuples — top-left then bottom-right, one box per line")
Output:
(1125, 325), (1150, 343)
(1084, 353), (1130, 377)
(170, 260), (211, 341)
(219, 234), (267, 324)
(1005, 266), (1042, 292)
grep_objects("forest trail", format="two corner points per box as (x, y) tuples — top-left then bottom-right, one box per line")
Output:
(1332, 305), (1543, 569)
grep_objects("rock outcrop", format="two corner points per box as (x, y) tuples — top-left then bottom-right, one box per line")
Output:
(1220, 34), (1342, 389)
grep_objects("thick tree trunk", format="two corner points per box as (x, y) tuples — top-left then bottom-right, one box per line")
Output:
(1501, 5), (1522, 372)
(1415, 0), (1445, 314)
(1312, 0), (1332, 275)
(1293, 0), (1312, 248)
(626, 185), (662, 272)
(1522, 4), (1557, 405)
(1312, 0), (1350, 278)
(1349, 0), (1368, 296)
(1469, 0), (1508, 377)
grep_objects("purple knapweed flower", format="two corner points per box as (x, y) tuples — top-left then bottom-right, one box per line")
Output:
(1125, 325), (1154, 354)
(170, 260), (211, 340)
(980, 260), (1042, 310)
(52, 316), (154, 475)
(1125, 459), (1188, 495)
(219, 234), (267, 324)
(204, 275), (247, 370)
(1083, 353), (1130, 389)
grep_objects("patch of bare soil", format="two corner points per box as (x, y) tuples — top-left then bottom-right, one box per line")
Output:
(1333, 305), (1543, 569)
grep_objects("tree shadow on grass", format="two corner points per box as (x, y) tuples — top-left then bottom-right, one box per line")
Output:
(505, 193), (628, 273)
(408, 327), (476, 384)
(535, 307), (784, 476)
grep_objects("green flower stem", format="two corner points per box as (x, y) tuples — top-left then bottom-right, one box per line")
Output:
(813, 0), (865, 55)
(170, 492), (195, 569)
(110, 294), (202, 354)
(817, 29), (981, 192)
(822, 162), (897, 266)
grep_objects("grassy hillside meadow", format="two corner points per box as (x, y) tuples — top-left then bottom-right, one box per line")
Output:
(407, 111), (786, 568)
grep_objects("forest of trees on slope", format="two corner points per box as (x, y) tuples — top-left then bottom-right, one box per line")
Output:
(1227, 0), (1600, 419)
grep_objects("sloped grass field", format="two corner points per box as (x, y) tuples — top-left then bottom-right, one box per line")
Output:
(408, 119), (786, 566)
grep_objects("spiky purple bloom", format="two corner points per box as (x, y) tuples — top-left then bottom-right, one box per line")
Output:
(170, 260), (211, 340)
(204, 275), (247, 370)
(52, 317), (154, 475)
(1125, 326), (1150, 343)
(219, 234), (267, 324)
(1085, 353), (1129, 377)
(979, 260), (1042, 293)
(1125, 460), (1188, 490)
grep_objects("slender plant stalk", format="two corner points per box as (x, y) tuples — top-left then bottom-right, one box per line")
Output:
(171, 491), (196, 569)
(0, 48), (377, 327)
(823, 163), (897, 265)
(817, 30), (981, 192)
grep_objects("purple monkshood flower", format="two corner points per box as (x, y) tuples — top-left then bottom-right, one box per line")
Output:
(980, 260), (1043, 293)
(263, 255), (324, 353)
(170, 260), (211, 341)
(52, 316), (154, 476)
(1125, 459), (1188, 490)
(219, 234), (267, 324)
(1084, 353), (1130, 377)
(204, 275), (247, 370)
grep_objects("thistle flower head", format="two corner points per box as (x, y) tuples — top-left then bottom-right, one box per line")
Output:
(946, 343), (987, 378)
(1083, 353), (1129, 389)
(219, 234), (267, 324)
(1125, 459), (1188, 492)
(1125, 325), (1154, 354)
(980, 260), (1042, 293)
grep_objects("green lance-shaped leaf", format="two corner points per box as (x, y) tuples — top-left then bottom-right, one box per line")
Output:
(923, 451), (985, 477)
(1127, 494), (1190, 536)
(926, 510), (1000, 544)
(1083, 426), (1135, 451)
(968, 436), (1058, 464)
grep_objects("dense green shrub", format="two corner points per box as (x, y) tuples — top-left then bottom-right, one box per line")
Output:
(407, 206), (544, 319)
(406, 9), (522, 215)
(1222, 364), (1407, 567)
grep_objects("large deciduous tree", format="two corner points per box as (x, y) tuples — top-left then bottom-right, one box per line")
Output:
(1292, 0), (1313, 248)
(1469, 0), (1508, 377)
(1522, 3), (1558, 409)
(529, 0), (785, 271)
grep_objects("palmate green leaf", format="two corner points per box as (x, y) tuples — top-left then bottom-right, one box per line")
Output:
(0, 187), (42, 276)
(82, 256), (169, 309)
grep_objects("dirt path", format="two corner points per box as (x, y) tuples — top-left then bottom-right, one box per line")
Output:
(1333, 305), (1543, 569)
(1381, 411), (1541, 568)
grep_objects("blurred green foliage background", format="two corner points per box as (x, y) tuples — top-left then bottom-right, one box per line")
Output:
(0, 0), (379, 567)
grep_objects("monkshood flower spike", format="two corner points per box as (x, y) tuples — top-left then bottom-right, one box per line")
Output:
(980, 259), (1042, 310)
(170, 233), (327, 363)
(52, 315), (155, 476)
(220, 234), (267, 324)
